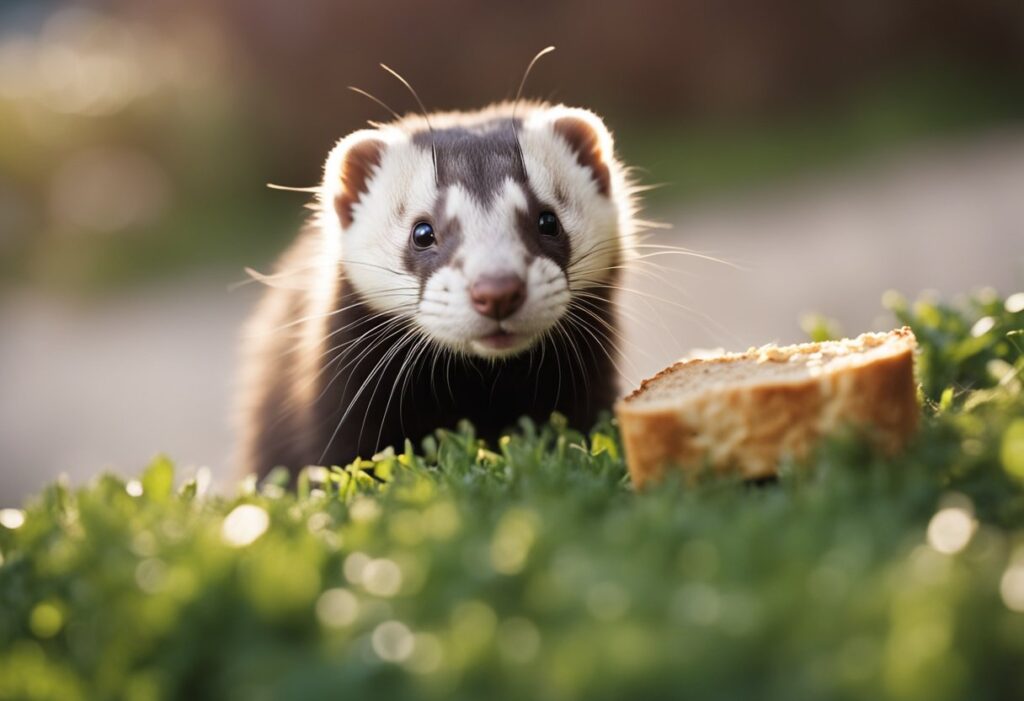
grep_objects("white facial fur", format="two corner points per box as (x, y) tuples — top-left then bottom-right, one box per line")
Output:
(418, 178), (571, 358)
(319, 104), (628, 360)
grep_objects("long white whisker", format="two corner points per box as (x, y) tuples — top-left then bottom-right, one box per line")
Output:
(319, 325), (421, 464)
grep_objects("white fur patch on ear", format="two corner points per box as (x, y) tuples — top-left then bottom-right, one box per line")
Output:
(549, 108), (614, 197)
(321, 129), (393, 230)
(316, 127), (435, 317)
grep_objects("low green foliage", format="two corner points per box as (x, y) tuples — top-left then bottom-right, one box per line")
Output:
(1, 292), (1023, 701)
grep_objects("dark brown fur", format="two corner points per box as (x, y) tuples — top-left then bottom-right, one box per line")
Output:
(239, 255), (618, 478)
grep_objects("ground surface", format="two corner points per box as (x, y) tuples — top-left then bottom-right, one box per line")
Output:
(2, 130), (1023, 502)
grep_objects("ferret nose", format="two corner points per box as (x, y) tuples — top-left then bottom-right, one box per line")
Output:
(470, 274), (526, 320)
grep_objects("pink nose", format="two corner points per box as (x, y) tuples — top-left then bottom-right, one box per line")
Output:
(470, 274), (526, 320)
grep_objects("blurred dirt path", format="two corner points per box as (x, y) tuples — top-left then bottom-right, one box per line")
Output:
(3, 130), (1023, 503)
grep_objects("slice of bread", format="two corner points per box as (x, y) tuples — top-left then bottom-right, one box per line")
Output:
(615, 328), (919, 487)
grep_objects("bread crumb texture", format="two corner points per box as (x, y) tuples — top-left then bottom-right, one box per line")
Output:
(616, 328), (918, 486)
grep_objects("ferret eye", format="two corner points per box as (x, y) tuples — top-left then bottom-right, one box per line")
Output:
(411, 221), (436, 249)
(538, 211), (560, 237)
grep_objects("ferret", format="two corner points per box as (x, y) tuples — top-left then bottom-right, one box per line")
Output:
(235, 96), (640, 479)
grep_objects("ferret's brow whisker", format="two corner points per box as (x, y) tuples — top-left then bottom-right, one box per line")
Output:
(379, 63), (438, 184)
(347, 85), (403, 122)
(510, 45), (556, 180)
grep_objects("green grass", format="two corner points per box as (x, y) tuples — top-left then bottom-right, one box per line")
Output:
(1, 290), (1023, 701)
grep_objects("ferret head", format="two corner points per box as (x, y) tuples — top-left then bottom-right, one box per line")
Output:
(319, 103), (633, 359)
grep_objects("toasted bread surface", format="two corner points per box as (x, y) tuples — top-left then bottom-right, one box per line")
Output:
(615, 328), (919, 486)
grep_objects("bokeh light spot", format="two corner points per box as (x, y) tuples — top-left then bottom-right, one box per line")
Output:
(1000, 562), (1024, 613)
(0, 509), (26, 529)
(343, 551), (370, 585)
(362, 558), (403, 598)
(221, 504), (269, 547)
(1005, 292), (1024, 314)
(29, 601), (64, 638)
(926, 507), (975, 555)
(372, 620), (415, 662)
(316, 588), (359, 628)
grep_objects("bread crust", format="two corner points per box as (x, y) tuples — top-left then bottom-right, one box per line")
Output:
(615, 328), (919, 487)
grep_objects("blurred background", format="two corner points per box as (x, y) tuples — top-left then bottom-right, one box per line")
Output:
(2, 0), (1023, 501)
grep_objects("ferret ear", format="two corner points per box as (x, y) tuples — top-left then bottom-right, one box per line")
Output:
(323, 130), (387, 229)
(550, 108), (614, 197)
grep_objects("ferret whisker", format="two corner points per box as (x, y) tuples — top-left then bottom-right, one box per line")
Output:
(629, 244), (742, 270)
(274, 308), (418, 368)
(317, 317), (406, 370)
(545, 326), (564, 410)
(424, 342), (443, 409)
(265, 310), (411, 387)
(362, 328), (430, 452)
(347, 85), (403, 122)
(310, 323), (410, 412)
(301, 317), (411, 407)
(606, 282), (738, 346)
(570, 290), (654, 330)
(550, 318), (587, 402)
(510, 45), (555, 180)
(379, 63), (438, 184)
(443, 345), (455, 404)
(533, 329), (548, 403)
(328, 317), (414, 375)
(260, 294), (416, 336)
(255, 315), (411, 438)
(631, 218), (672, 231)
(234, 263), (324, 291)
(576, 261), (696, 305)
(571, 289), (685, 351)
(397, 335), (435, 440)
(568, 298), (643, 359)
(341, 258), (419, 278)
(570, 236), (739, 273)
(321, 326), (421, 464)
(562, 311), (636, 385)
(265, 183), (320, 193)
(559, 313), (605, 383)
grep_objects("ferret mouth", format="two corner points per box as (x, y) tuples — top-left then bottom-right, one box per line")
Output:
(466, 325), (543, 357)
(474, 329), (525, 351)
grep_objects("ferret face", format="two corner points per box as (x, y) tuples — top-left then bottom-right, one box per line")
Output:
(319, 103), (630, 359)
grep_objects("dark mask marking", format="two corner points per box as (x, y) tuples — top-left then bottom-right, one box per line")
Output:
(516, 185), (572, 272)
(402, 210), (464, 289)
(412, 118), (525, 208)
(404, 117), (574, 292)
